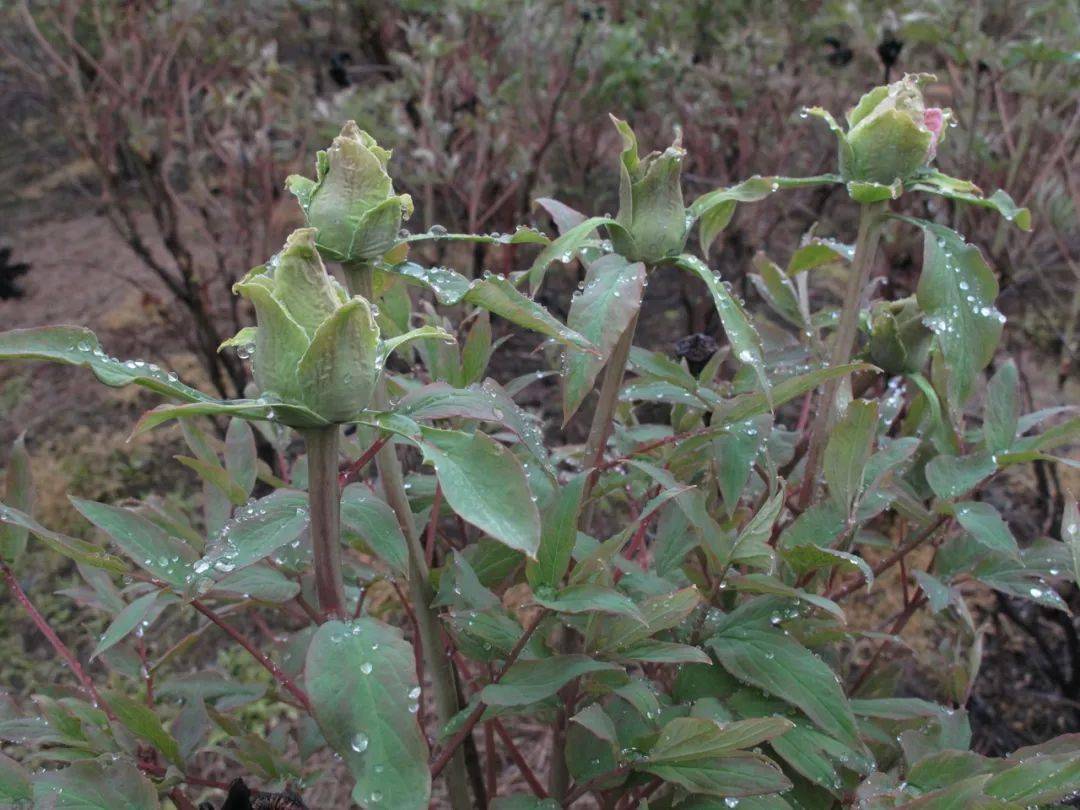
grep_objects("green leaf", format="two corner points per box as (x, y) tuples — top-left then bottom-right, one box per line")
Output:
(211, 564), (300, 602)
(533, 584), (645, 622)
(925, 451), (997, 500)
(571, 703), (619, 746)
(850, 697), (947, 719)
(526, 473), (588, 589)
(1010, 416), (1080, 455)
(405, 225), (549, 247)
(777, 501), (846, 551)
(983, 361), (1019, 452)
(674, 255), (770, 398)
(912, 221), (1004, 410)
(953, 501), (1020, 559)
(466, 274), (594, 351)
(787, 238), (853, 275)
(106, 691), (183, 767)
(595, 586), (702, 652)
(911, 172), (1032, 230)
(689, 175), (838, 256)
(985, 751), (1080, 805)
(461, 311), (492, 385)
(391, 262), (593, 350)
(707, 624), (864, 753)
(728, 574), (845, 622)
(91, 590), (161, 660)
(435, 551), (501, 611)
(0, 433), (32, 563)
(133, 397), (329, 435)
(713, 362), (875, 428)
(823, 400), (878, 515)
(418, 427), (541, 559)
(615, 640), (712, 665)
(0, 502), (125, 573)
(70, 498), (197, 587)
(174, 455), (249, 506)
(563, 255), (647, 422)
(750, 253), (804, 328)
(0, 325), (212, 404)
(379, 325), (456, 365)
(713, 417), (768, 515)
(306, 619), (430, 810)
(649, 717), (794, 762)
(446, 609), (530, 662)
(480, 655), (619, 706)
(31, 758), (159, 809)
(340, 484), (409, 576)
(768, 722), (865, 791)
(641, 752), (792, 798)
(194, 490), (310, 579)
(490, 797), (559, 810)
(0, 751), (31, 804)
(724, 490), (784, 569)
(396, 381), (552, 476)
(527, 215), (618, 291)
(1064, 496), (1079, 584)
(225, 419), (258, 498)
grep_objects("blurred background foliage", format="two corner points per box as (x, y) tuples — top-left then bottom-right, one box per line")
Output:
(0, 0), (1077, 768)
(2, 0), (1077, 385)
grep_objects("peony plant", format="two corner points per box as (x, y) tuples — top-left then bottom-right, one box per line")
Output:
(0, 74), (1076, 810)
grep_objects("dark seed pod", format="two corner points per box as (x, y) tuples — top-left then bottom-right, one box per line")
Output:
(675, 333), (719, 376)
(877, 32), (903, 69)
(823, 36), (854, 67)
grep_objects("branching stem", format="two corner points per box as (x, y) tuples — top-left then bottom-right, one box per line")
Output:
(344, 260), (473, 810)
(799, 201), (886, 508)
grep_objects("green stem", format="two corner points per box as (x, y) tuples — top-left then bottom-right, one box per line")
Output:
(344, 261), (473, 810)
(301, 425), (345, 620)
(550, 306), (643, 802)
(578, 309), (641, 531)
(799, 201), (886, 509)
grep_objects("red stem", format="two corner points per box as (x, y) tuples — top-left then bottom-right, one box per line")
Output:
(826, 516), (948, 601)
(339, 434), (391, 487)
(430, 610), (546, 778)
(191, 599), (312, 712)
(1, 561), (114, 719)
(492, 719), (548, 798)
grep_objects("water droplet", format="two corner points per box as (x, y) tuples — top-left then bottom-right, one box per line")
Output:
(360, 662), (373, 675)
(350, 732), (369, 753)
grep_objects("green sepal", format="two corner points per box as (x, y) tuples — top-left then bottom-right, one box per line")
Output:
(297, 297), (380, 422)
(232, 279), (308, 402)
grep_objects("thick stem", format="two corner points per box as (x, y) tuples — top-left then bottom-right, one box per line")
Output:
(344, 261), (473, 810)
(799, 202), (886, 508)
(550, 307), (642, 801)
(302, 426), (346, 620)
(579, 309), (641, 531)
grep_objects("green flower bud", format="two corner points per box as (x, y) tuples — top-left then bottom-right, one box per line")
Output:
(808, 74), (951, 188)
(868, 296), (933, 375)
(610, 116), (688, 265)
(286, 121), (414, 263)
(229, 228), (380, 423)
